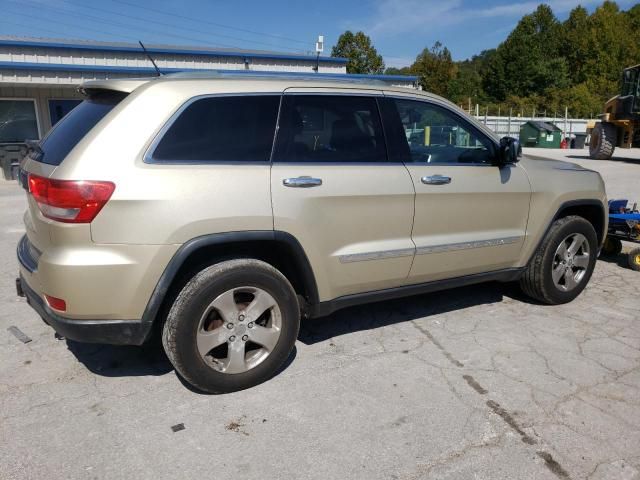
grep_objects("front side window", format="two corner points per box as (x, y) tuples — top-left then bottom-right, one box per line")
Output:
(392, 99), (495, 165)
(152, 95), (280, 162)
(0, 99), (39, 143)
(273, 95), (387, 163)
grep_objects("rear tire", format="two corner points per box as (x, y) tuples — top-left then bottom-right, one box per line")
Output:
(629, 248), (640, 272)
(589, 122), (616, 160)
(162, 259), (300, 393)
(520, 216), (597, 304)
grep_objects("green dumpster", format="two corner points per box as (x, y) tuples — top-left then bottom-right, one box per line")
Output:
(518, 121), (562, 148)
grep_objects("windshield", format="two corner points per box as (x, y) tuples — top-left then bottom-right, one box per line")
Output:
(35, 91), (127, 166)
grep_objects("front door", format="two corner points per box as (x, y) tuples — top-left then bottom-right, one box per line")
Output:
(381, 95), (532, 284)
(270, 91), (416, 301)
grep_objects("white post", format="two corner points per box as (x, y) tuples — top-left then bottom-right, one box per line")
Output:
(564, 106), (568, 141)
(508, 108), (512, 137)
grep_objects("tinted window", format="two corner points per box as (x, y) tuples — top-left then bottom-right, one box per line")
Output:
(392, 99), (494, 165)
(49, 99), (82, 126)
(37, 92), (126, 166)
(0, 100), (39, 143)
(273, 95), (387, 163)
(152, 96), (280, 162)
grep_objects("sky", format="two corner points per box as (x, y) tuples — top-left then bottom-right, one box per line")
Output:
(0, 0), (637, 67)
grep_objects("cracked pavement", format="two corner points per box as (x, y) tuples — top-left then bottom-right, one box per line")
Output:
(1, 149), (639, 479)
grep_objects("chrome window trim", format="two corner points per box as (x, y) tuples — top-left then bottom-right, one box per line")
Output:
(143, 92), (282, 165)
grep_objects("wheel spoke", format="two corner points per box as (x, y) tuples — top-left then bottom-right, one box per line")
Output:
(222, 340), (247, 374)
(564, 270), (578, 290)
(573, 254), (589, 269)
(244, 289), (276, 322)
(567, 235), (585, 257)
(552, 263), (565, 284)
(211, 289), (239, 323)
(556, 241), (568, 258)
(249, 325), (280, 351)
(196, 327), (229, 357)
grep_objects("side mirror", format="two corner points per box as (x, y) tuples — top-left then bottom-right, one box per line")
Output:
(497, 136), (521, 166)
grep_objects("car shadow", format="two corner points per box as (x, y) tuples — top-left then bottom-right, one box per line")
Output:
(65, 282), (531, 386)
(299, 281), (528, 345)
(566, 154), (640, 166)
(65, 334), (299, 391)
(598, 254), (633, 270)
(65, 339), (173, 377)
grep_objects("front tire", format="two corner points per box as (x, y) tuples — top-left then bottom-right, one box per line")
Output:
(589, 122), (616, 160)
(520, 216), (597, 304)
(162, 259), (300, 393)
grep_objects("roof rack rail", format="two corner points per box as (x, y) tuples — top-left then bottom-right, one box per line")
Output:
(162, 69), (417, 84)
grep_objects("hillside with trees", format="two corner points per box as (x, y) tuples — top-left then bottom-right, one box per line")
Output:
(334, 1), (640, 118)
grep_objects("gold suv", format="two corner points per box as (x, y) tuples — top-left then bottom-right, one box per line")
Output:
(16, 73), (607, 393)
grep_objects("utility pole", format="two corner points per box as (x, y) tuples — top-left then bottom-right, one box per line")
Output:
(313, 35), (324, 73)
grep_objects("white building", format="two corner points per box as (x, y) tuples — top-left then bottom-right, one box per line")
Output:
(0, 36), (417, 177)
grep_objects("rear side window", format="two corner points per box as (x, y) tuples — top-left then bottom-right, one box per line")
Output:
(151, 95), (280, 162)
(273, 95), (387, 163)
(37, 92), (126, 166)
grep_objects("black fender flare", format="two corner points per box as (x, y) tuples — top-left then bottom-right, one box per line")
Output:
(139, 230), (319, 336)
(526, 199), (607, 266)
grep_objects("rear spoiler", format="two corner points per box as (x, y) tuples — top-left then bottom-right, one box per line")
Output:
(78, 78), (155, 96)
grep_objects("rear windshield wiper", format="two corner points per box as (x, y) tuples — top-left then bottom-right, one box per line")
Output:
(25, 139), (44, 161)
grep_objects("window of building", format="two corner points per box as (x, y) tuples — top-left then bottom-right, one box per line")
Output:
(0, 99), (39, 143)
(49, 99), (82, 127)
(273, 95), (387, 163)
(152, 95), (280, 162)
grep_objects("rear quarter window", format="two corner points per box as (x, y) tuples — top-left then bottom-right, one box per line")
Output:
(150, 95), (280, 163)
(36, 92), (127, 166)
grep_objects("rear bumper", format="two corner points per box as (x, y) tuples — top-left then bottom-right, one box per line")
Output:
(18, 274), (151, 345)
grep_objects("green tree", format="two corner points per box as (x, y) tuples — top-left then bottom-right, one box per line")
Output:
(483, 4), (567, 100)
(448, 50), (495, 105)
(331, 31), (384, 74)
(384, 66), (413, 75)
(411, 41), (457, 96)
(562, 5), (591, 84)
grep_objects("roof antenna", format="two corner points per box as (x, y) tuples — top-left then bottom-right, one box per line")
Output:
(138, 40), (161, 76)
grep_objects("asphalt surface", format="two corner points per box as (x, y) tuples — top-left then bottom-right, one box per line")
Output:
(1, 148), (639, 480)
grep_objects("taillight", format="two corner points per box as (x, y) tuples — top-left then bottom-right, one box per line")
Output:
(28, 174), (115, 223)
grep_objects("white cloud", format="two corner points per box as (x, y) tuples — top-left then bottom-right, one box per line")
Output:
(361, 0), (612, 38)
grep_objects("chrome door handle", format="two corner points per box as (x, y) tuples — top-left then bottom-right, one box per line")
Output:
(421, 175), (451, 185)
(283, 176), (323, 188)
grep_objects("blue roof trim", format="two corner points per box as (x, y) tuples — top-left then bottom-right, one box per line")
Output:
(0, 39), (348, 64)
(0, 61), (418, 82)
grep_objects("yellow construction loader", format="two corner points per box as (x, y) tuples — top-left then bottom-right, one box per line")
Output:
(589, 64), (640, 159)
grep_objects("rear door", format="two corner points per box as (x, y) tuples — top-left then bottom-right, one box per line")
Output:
(380, 94), (531, 283)
(270, 89), (416, 301)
